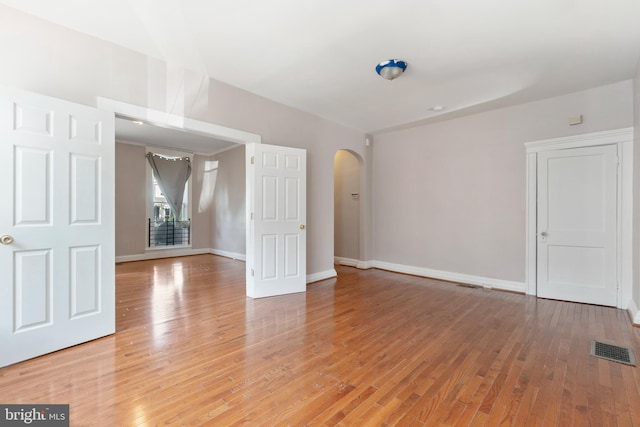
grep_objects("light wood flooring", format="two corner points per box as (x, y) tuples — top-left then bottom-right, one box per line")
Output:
(1, 254), (640, 426)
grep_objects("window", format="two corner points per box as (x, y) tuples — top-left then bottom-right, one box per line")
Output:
(152, 174), (189, 221)
(146, 148), (193, 248)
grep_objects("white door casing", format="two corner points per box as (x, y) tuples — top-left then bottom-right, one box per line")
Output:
(0, 87), (115, 367)
(525, 128), (633, 310)
(536, 145), (617, 306)
(246, 143), (307, 298)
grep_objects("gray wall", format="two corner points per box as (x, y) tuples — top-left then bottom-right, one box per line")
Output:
(0, 5), (368, 278)
(191, 154), (213, 250)
(211, 145), (246, 256)
(372, 81), (633, 283)
(115, 143), (146, 256)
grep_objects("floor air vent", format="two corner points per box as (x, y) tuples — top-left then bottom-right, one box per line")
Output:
(456, 284), (479, 289)
(590, 341), (636, 366)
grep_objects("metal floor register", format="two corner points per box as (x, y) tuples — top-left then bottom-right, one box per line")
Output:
(590, 340), (636, 366)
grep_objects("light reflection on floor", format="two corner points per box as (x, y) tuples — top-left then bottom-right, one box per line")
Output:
(151, 262), (185, 345)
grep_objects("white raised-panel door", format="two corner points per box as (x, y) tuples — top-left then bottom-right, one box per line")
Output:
(0, 87), (115, 367)
(537, 144), (617, 306)
(246, 143), (306, 298)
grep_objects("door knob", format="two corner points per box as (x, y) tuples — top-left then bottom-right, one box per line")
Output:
(299, 224), (305, 230)
(540, 231), (548, 237)
(0, 235), (14, 245)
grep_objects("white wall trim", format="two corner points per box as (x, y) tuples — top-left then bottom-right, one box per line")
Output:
(524, 127), (634, 309)
(97, 97), (261, 145)
(525, 152), (538, 296)
(357, 260), (374, 269)
(116, 248), (246, 263)
(334, 257), (359, 267)
(335, 257), (373, 269)
(116, 247), (212, 263)
(619, 138), (634, 312)
(307, 269), (337, 284)
(210, 249), (246, 261)
(524, 127), (633, 152)
(372, 261), (526, 293)
(628, 299), (640, 326)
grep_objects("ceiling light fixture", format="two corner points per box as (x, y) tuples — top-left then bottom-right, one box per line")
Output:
(375, 59), (407, 80)
(132, 120), (144, 125)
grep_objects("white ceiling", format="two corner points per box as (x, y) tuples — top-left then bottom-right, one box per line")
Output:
(3, 0), (640, 135)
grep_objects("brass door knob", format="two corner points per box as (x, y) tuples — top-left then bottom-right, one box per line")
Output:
(299, 224), (305, 230)
(0, 235), (14, 245)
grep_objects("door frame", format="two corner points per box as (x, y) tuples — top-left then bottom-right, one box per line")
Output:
(97, 98), (263, 290)
(524, 127), (633, 309)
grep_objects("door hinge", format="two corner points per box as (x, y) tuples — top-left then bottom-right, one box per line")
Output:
(250, 212), (254, 220)
(250, 156), (255, 164)
(251, 268), (254, 277)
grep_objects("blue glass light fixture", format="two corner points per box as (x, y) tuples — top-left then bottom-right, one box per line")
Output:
(375, 59), (407, 80)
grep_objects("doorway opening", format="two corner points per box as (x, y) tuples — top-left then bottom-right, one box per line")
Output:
(98, 98), (259, 261)
(333, 149), (362, 267)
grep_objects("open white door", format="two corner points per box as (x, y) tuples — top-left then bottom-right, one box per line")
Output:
(536, 144), (617, 306)
(246, 143), (306, 298)
(0, 88), (115, 367)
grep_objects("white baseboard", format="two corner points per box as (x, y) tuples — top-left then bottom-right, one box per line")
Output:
(371, 260), (526, 294)
(116, 247), (212, 263)
(628, 299), (640, 326)
(334, 257), (359, 267)
(357, 260), (373, 269)
(116, 248), (246, 263)
(210, 248), (246, 261)
(307, 269), (337, 284)
(334, 257), (373, 269)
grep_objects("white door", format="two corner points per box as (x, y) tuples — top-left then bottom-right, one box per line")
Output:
(0, 88), (115, 367)
(246, 143), (306, 298)
(537, 144), (617, 306)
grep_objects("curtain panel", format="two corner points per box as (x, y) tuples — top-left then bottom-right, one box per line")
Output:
(146, 152), (192, 220)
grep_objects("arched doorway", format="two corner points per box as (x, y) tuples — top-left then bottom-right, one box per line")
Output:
(333, 150), (362, 266)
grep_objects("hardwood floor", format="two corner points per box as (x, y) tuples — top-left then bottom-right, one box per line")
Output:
(2, 254), (640, 426)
